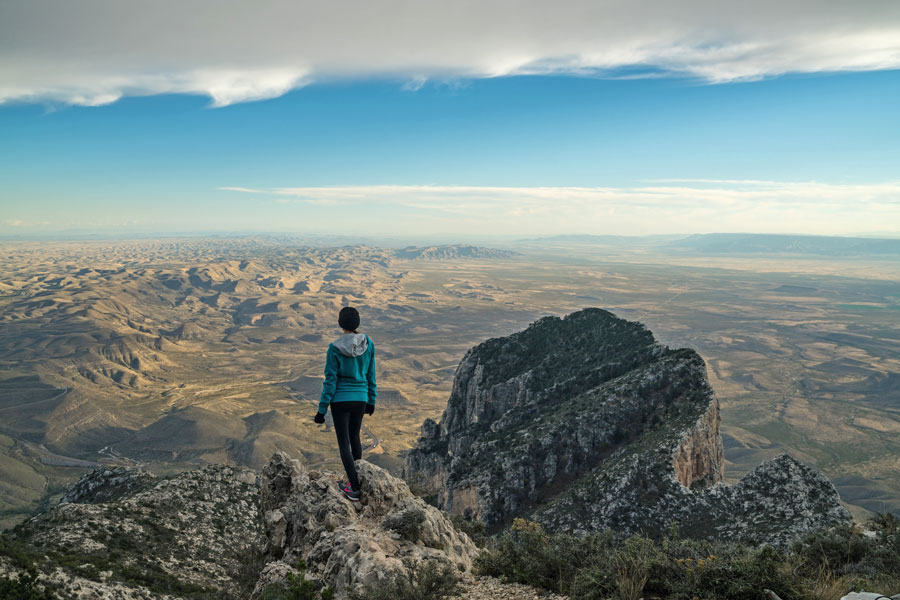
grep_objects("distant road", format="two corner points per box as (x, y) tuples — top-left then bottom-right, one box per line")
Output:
(25, 441), (101, 468)
(0, 425), (101, 469)
(0, 386), (69, 414)
(0, 383), (125, 469)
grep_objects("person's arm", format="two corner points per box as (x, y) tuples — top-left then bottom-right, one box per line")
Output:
(318, 346), (339, 415)
(366, 338), (377, 407)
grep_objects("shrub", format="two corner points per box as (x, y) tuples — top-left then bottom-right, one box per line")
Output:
(870, 511), (899, 535)
(257, 561), (317, 600)
(658, 544), (802, 600)
(349, 559), (461, 600)
(792, 515), (900, 585)
(0, 534), (40, 571)
(475, 520), (900, 600)
(383, 508), (427, 543)
(476, 519), (617, 594)
(615, 536), (653, 600)
(0, 535), (57, 599)
(319, 586), (335, 600)
(0, 569), (56, 600)
(450, 515), (487, 547)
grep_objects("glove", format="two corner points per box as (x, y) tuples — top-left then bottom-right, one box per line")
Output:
(365, 404), (375, 416)
(314, 412), (325, 424)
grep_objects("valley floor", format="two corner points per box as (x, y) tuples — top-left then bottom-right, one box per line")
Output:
(1, 237), (898, 526)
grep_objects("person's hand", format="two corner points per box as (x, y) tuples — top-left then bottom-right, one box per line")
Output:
(365, 403), (375, 416)
(314, 412), (326, 424)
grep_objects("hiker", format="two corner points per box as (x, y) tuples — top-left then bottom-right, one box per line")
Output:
(314, 306), (377, 501)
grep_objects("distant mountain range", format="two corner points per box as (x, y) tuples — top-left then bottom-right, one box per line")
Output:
(667, 233), (900, 256)
(514, 233), (900, 256)
(515, 234), (680, 244)
(394, 244), (519, 260)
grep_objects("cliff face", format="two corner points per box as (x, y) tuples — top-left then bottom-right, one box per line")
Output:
(672, 399), (724, 489)
(405, 308), (850, 544)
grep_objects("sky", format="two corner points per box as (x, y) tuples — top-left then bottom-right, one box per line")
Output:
(1, 1), (899, 238)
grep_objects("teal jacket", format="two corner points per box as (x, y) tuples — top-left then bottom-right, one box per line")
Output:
(318, 333), (377, 414)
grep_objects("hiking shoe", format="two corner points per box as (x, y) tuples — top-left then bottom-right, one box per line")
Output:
(342, 487), (361, 502)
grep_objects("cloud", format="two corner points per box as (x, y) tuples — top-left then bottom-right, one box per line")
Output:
(0, 67), (308, 107)
(1, 218), (53, 228)
(219, 180), (900, 235)
(1, 1), (899, 106)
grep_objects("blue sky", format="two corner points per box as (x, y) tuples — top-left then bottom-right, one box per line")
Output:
(1, 1), (899, 237)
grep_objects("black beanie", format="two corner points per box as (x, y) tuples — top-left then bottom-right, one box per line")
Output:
(338, 306), (360, 332)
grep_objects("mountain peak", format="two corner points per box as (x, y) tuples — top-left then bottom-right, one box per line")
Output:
(405, 308), (850, 544)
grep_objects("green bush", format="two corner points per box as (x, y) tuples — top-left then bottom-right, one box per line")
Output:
(450, 515), (487, 547)
(257, 561), (318, 600)
(115, 560), (213, 596)
(349, 559), (461, 600)
(383, 508), (427, 543)
(476, 519), (618, 593)
(0, 535), (56, 600)
(0, 534), (40, 571)
(254, 560), (335, 600)
(614, 536), (653, 600)
(0, 569), (56, 600)
(476, 517), (900, 600)
(792, 514), (900, 585)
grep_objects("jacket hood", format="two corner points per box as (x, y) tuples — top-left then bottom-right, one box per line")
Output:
(332, 333), (369, 357)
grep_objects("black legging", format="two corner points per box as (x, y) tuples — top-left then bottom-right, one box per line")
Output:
(331, 401), (366, 491)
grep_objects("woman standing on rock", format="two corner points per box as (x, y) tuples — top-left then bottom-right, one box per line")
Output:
(315, 306), (377, 501)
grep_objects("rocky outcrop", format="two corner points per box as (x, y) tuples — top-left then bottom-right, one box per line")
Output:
(405, 308), (851, 545)
(700, 454), (854, 546)
(60, 465), (156, 504)
(2, 464), (261, 599)
(257, 451), (479, 598)
(5, 452), (548, 600)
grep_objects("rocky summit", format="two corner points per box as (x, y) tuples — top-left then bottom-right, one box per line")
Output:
(1, 454), (515, 599)
(405, 308), (851, 545)
(256, 451), (479, 597)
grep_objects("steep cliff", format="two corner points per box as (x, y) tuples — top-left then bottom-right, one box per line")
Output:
(405, 308), (850, 544)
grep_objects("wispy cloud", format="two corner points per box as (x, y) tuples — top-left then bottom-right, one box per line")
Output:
(1, 218), (52, 228)
(219, 181), (900, 235)
(1, 1), (899, 106)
